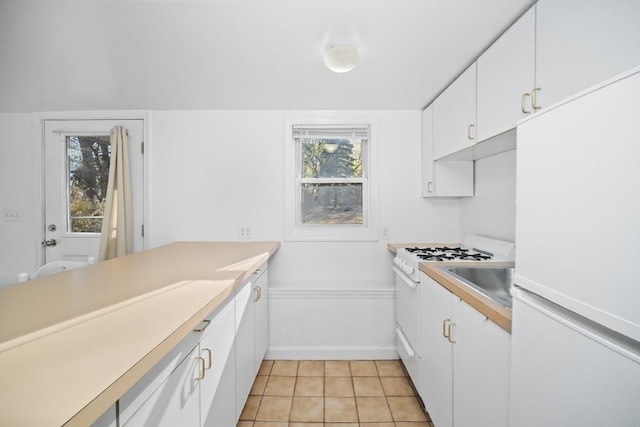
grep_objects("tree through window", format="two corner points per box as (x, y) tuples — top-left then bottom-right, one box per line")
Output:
(67, 135), (111, 232)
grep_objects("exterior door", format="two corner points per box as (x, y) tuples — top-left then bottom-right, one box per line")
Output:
(43, 119), (144, 263)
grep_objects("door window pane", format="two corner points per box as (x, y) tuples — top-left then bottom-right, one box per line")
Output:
(67, 135), (111, 233)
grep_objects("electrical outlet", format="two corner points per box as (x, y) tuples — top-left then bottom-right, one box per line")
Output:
(382, 226), (390, 240)
(2, 209), (23, 222)
(239, 227), (251, 239)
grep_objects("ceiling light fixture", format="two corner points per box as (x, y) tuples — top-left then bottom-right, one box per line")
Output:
(324, 43), (359, 73)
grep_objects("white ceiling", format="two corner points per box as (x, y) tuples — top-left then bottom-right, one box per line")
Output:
(0, 0), (535, 112)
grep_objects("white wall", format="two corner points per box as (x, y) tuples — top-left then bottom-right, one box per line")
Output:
(0, 113), (40, 285)
(148, 110), (461, 358)
(1, 108), (517, 358)
(460, 149), (516, 243)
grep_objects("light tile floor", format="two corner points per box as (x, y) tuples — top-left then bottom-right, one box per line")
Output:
(237, 360), (434, 427)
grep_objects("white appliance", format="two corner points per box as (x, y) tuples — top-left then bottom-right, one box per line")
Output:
(511, 67), (640, 426)
(392, 235), (515, 389)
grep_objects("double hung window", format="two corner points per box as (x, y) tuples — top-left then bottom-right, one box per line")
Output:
(285, 117), (378, 241)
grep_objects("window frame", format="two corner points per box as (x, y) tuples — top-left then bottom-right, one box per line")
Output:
(284, 114), (379, 242)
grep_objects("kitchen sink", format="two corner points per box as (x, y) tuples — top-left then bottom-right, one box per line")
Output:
(439, 265), (514, 308)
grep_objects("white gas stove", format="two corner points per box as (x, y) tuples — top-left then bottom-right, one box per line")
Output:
(393, 235), (515, 283)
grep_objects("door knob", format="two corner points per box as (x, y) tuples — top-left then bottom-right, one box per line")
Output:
(42, 239), (57, 247)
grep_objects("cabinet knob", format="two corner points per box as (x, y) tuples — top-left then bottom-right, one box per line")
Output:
(427, 181), (434, 193)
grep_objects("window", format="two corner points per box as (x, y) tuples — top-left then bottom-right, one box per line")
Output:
(66, 135), (111, 233)
(285, 116), (378, 241)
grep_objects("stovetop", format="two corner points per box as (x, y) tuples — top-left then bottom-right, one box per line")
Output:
(393, 235), (515, 282)
(402, 246), (493, 262)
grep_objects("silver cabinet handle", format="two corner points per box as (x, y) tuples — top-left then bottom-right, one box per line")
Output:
(427, 181), (434, 194)
(195, 356), (206, 380)
(467, 124), (475, 140)
(202, 348), (212, 370)
(532, 87), (541, 110)
(442, 319), (450, 338)
(447, 322), (457, 344)
(253, 285), (261, 302)
(521, 92), (531, 113)
(193, 319), (211, 333)
(253, 268), (262, 275)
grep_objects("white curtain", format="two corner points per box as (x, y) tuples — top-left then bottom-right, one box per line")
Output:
(98, 126), (133, 261)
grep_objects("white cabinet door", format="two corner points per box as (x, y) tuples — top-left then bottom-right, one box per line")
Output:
(477, 6), (535, 140)
(452, 299), (510, 427)
(253, 267), (269, 372)
(200, 299), (236, 427)
(419, 273), (454, 427)
(433, 63), (477, 160)
(535, 0), (640, 109)
(420, 273), (511, 427)
(422, 105), (474, 198)
(91, 404), (117, 427)
(122, 344), (200, 427)
(235, 277), (256, 420)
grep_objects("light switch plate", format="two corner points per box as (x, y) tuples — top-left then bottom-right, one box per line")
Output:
(2, 209), (23, 222)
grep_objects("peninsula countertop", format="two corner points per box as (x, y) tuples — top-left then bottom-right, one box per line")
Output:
(0, 241), (280, 427)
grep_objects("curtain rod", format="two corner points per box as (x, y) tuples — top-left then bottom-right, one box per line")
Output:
(51, 128), (128, 135)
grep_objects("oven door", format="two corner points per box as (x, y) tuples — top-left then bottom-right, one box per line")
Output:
(393, 266), (421, 386)
(396, 326), (420, 386)
(393, 266), (420, 349)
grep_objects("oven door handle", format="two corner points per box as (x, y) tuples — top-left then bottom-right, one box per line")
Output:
(392, 266), (417, 288)
(396, 327), (416, 358)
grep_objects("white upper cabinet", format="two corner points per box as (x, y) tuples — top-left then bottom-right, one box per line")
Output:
(433, 63), (477, 160)
(477, 7), (535, 141)
(535, 0), (640, 110)
(422, 105), (474, 197)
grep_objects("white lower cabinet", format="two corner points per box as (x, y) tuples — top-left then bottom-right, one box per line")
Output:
(419, 273), (454, 427)
(452, 298), (510, 427)
(235, 264), (269, 420)
(235, 275), (257, 419)
(254, 267), (269, 372)
(419, 272), (510, 427)
(91, 404), (117, 427)
(121, 343), (201, 427)
(118, 263), (269, 427)
(200, 296), (236, 427)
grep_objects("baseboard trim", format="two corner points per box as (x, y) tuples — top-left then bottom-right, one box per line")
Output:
(265, 346), (399, 360)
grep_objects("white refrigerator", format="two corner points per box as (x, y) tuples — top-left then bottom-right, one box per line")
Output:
(511, 67), (640, 427)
